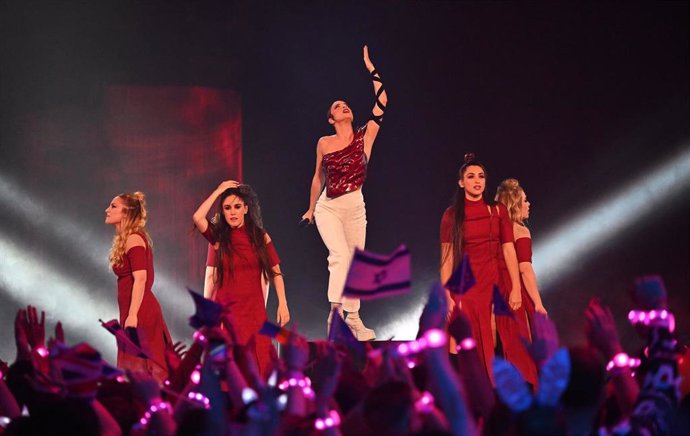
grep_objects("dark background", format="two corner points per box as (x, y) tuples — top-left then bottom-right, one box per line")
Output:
(1, 1), (688, 363)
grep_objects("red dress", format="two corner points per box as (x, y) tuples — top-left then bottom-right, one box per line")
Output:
(112, 233), (172, 382)
(202, 226), (280, 378)
(496, 236), (538, 386)
(441, 198), (535, 384)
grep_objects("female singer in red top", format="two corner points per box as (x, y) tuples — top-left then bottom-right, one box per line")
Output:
(105, 191), (172, 382)
(301, 46), (387, 340)
(193, 180), (289, 377)
(439, 154), (524, 384)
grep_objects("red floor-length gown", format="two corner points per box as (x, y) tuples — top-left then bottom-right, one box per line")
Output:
(113, 232), (172, 382)
(202, 226), (279, 378)
(496, 235), (538, 386)
(441, 198), (534, 384)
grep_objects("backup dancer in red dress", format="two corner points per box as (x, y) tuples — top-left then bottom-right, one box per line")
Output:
(440, 154), (523, 385)
(301, 46), (387, 340)
(495, 178), (547, 318)
(494, 178), (547, 386)
(193, 181), (289, 377)
(105, 192), (172, 382)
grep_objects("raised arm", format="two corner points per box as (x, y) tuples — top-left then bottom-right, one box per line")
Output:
(362, 45), (387, 159)
(192, 180), (240, 233)
(301, 139), (326, 223)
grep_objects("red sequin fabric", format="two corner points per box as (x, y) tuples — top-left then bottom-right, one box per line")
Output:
(322, 125), (368, 198)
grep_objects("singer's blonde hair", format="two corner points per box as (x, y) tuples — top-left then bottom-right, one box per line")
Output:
(495, 178), (525, 224)
(109, 191), (152, 267)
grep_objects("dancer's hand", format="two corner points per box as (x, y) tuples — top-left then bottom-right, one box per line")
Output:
(363, 45), (375, 73)
(535, 304), (548, 315)
(509, 287), (522, 311)
(216, 180), (240, 192)
(301, 209), (314, 224)
(124, 314), (138, 328)
(277, 303), (290, 327)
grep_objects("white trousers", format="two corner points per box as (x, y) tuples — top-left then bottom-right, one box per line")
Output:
(314, 189), (366, 313)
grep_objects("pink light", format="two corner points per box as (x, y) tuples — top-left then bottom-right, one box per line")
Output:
(36, 346), (49, 358)
(425, 329), (446, 348)
(397, 343), (409, 356)
(409, 341), (421, 353)
(191, 370), (201, 384)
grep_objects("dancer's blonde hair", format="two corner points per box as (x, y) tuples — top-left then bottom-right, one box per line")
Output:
(495, 178), (525, 224)
(109, 191), (152, 267)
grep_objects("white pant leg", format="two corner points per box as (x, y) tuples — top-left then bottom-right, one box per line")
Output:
(341, 191), (366, 312)
(314, 190), (366, 312)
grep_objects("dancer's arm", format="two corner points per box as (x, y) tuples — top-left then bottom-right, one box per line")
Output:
(514, 225), (546, 313)
(193, 180), (240, 233)
(499, 204), (521, 310)
(362, 45), (387, 159)
(264, 233), (290, 326)
(272, 265), (290, 326)
(203, 266), (216, 299)
(440, 243), (456, 316)
(125, 234), (147, 328)
(301, 140), (325, 223)
(502, 243), (521, 310)
(440, 209), (457, 315)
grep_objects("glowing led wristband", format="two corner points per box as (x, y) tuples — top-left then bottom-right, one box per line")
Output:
(137, 400), (171, 427)
(395, 329), (448, 357)
(187, 391), (211, 409)
(606, 352), (641, 374)
(314, 410), (341, 430)
(278, 375), (315, 398)
(628, 309), (675, 332)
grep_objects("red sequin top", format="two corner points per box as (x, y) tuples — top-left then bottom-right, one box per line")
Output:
(322, 125), (368, 198)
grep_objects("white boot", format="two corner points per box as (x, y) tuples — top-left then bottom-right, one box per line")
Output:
(344, 312), (376, 341)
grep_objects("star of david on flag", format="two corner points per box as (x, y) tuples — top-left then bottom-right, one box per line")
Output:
(343, 244), (411, 300)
